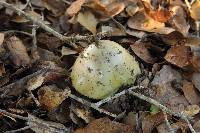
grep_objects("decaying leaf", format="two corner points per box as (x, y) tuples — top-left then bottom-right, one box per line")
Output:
(61, 46), (78, 56)
(122, 112), (137, 132)
(182, 80), (200, 105)
(142, 112), (167, 133)
(12, 11), (42, 23)
(165, 45), (192, 68)
(27, 114), (69, 133)
(0, 33), (4, 46)
(142, 1), (172, 23)
(192, 72), (200, 92)
(66, 0), (86, 16)
(131, 40), (157, 64)
(70, 103), (93, 123)
(5, 36), (31, 66)
(41, 0), (66, 16)
(26, 74), (45, 91)
(38, 85), (67, 111)
(77, 11), (98, 34)
(75, 117), (133, 133)
(171, 6), (190, 36)
(193, 120), (200, 132)
(189, 0), (200, 21)
(86, 0), (125, 18)
(182, 105), (200, 117)
(127, 11), (175, 34)
(126, 4), (140, 16)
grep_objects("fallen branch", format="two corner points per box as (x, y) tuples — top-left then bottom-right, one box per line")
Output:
(0, 1), (110, 48)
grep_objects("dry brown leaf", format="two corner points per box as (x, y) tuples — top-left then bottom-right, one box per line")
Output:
(189, 0), (200, 21)
(171, 6), (190, 36)
(183, 105), (200, 117)
(86, 0), (125, 17)
(77, 11), (98, 34)
(126, 4), (140, 16)
(192, 73), (200, 92)
(0, 33), (4, 46)
(66, 0), (86, 16)
(127, 12), (175, 34)
(26, 74), (45, 91)
(5, 36), (31, 66)
(12, 11), (42, 23)
(142, 1), (172, 23)
(38, 85), (67, 111)
(42, 0), (66, 16)
(106, 2), (125, 17)
(182, 81), (200, 105)
(142, 112), (167, 133)
(75, 117), (133, 133)
(61, 46), (78, 56)
(193, 120), (200, 132)
(0, 62), (5, 76)
(131, 41), (157, 64)
(165, 45), (192, 68)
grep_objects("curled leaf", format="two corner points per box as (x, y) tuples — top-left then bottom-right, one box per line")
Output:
(77, 11), (98, 34)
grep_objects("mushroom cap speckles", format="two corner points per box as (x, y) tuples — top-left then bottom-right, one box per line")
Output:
(71, 40), (141, 99)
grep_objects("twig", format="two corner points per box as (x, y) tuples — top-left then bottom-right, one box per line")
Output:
(5, 126), (32, 133)
(0, 109), (70, 133)
(129, 91), (196, 133)
(163, 112), (174, 133)
(0, 1), (111, 48)
(3, 30), (33, 37)
(184, 0), (191, 9)
(95, 85), (143, 107)
(64, 89), (117, 118)
(181, 113), (196, 133)
(130, 91), (192, 119)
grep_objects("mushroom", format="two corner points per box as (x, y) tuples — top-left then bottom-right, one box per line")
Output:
(71, 40), (141, 99)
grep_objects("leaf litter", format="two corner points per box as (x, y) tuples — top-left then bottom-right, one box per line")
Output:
(1, 0), (200, 132)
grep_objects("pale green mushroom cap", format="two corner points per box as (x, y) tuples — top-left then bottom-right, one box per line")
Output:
(71, 40), (141, 99)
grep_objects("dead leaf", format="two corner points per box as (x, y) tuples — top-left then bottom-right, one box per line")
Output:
(171, 6), (190, 36)
(192, 73), (200, 92)
(0, 33), (4, 46)
(41, 0), (66, 16)
(38, 85), (67, 111)
(12, 11), (42, 23)
(122, 112), (137, 132)
(26, 74), (45, 91)
(142, 1), (172, 23)
(66, 0), (85, 16)
(131, 40), (157, 64)
(165, 45), (192, 68)
(126, 4), (140, 16)
(77, 11), (98, 34)
(61, 46), (78, 56)
(86, 0), (125, 18)
(189, 0), (200, 21)
(70, 103), (93, 123)
(182, 81), (200, 105)
(127, 11), (175, 34)
(4, 36), (31, 66)
(0, 62), (6, 77)
(193, 120), (200, 132)
(37, 33), (62, 50)
(75, 117), (133, 133)
(183, 105), (200, 117)
(142, 112), (167, 133)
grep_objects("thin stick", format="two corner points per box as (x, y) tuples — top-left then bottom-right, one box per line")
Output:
(163, 112), (174, 133)
(95, 86), (143, 107)
(0, 1), (110, 48)
(5, 126), (32, 133)
(64, 89), (117, 118)
(3, 30), (33, 37)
